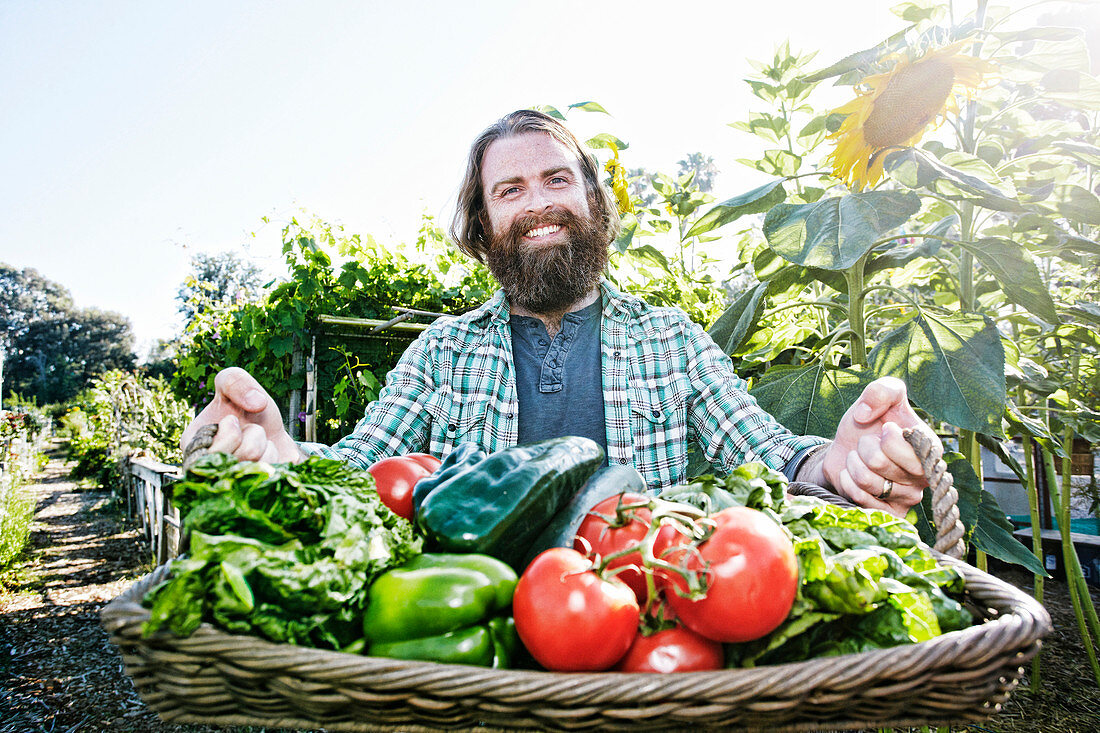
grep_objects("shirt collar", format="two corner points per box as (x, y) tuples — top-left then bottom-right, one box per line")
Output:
(470, 278), (644, 326)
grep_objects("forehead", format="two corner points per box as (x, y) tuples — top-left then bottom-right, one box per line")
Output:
(481, 132), (583, 189)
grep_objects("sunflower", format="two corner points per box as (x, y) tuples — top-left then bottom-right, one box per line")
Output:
(825, 40), (993, 190)
(603, 145), (634, 215)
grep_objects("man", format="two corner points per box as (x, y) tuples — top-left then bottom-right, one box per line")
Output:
(182, 110), (933, 517)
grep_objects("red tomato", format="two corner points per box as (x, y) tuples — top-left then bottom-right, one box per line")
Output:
(405, 452), (442, 472)
(573, 492), (653, 603)
(665, 507), (798, 643)
(615, 626), (724, 673)
(513, 547), (640, 671)
(367, 455), (439, 520)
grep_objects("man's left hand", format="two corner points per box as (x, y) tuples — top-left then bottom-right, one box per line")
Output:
(801, 377), (934, 517)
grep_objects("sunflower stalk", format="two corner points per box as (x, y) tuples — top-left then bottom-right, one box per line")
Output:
(843, 253), (870, 367)
(1019, 384), (1043, 692)
(1059, 352), (1100, 669)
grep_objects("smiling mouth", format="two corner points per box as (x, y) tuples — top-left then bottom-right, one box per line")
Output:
(525, 224), (562, 239)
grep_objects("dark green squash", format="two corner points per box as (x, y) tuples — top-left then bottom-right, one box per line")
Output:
(414, 437), (604, 570)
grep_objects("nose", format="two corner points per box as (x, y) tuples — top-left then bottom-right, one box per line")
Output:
(525, 192), (553, 214)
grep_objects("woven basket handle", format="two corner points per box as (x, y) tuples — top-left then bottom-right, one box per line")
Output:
(181, 423), (219, 472)
(905, 427), (966, 559)
(789, 429), (965, 560)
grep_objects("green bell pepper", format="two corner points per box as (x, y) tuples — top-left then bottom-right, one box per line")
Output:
(362, 553), (518, 667)
(414, 437), (604, 570)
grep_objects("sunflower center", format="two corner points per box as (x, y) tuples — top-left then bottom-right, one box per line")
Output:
(863, 59), (956, 148)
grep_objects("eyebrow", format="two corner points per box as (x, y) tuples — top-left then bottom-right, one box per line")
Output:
(489, 166), (574, 194)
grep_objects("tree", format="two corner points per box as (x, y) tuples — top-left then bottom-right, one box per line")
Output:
(676, 153), (719, 193)
(0, 263), (135, 404)
(176, 251), (264, 321)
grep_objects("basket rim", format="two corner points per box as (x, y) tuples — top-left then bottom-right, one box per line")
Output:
(101, 551), (1052, 697)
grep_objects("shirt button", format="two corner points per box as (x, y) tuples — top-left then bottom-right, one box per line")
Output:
(613, 350), (621, 358)
(617, 457), (630, 465)
(539, 339), (548, 346)
(652, 409), (661, 419)
(548, 361), (557, 368)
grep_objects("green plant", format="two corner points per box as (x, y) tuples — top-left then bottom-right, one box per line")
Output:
(0, 406), (47, 571)
(173, 213), (491, 444)
(691, 1), (1099, 685)
(0, 472), (34, 572)
(63, 371), (192, 489)
(695, 5), (1099, 573)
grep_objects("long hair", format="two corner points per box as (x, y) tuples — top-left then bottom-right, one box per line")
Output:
(450, 109), (621, 263)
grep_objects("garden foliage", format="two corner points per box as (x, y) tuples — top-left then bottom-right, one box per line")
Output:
(686, 6), (1099, 571)
(62, 371), (192, 489)
(0, 407), (49, 571)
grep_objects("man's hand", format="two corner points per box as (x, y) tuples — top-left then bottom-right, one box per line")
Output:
(180, 367), (305, 464)
(800, 377), (934, 517)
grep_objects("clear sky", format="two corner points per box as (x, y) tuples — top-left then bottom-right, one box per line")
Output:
(2, 0), (915, 356)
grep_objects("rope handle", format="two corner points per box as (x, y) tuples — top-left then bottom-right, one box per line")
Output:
(181, 423), (219, 472)
(904, 427), (966, 559)
(788, 429), (965, 559)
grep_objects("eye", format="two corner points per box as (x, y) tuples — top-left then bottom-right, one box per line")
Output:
(501, 186), (521, 197)
(549, 176), (568, 185)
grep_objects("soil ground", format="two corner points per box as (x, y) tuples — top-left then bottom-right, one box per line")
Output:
(1, 445), (1098, 733)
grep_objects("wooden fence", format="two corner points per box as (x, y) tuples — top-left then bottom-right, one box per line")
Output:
(125, 457), (183, 565)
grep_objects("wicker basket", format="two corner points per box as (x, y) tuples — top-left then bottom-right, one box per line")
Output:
(102, 430), (1052, 731)
(102, 556), (1049, 732)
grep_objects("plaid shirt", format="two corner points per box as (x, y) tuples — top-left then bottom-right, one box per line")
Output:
(303, 280), (826, 491)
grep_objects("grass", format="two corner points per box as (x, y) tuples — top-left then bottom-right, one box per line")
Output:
(0, 470), (36, 572)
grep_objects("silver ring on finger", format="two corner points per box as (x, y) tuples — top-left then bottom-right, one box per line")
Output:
(877, 479), (894, 500)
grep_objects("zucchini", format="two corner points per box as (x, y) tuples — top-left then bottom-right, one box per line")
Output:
(415, 437), (604, 571)
(521, 464), (647, 570)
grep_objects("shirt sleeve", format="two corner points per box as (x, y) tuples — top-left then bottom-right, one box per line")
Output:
(298, 330), (442, 469)
(682, 318), (828, 474)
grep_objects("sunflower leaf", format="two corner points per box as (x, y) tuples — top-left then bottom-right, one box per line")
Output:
(940, 454), (1045, 575)
(707, 281), (770, 355)
(568, 101), (611, 115)
(749, 364), (873, 438)
(585, 133), (629, 152)
(866, 217), (953, 276)
(1052, 140), (1100, 167)
(753, 247), (848, 295)
(884, 148), (1021, 211)
(532, 105), (566, 121)
(956, 238), (1060, 324)
(869, 309), (1005, 435)
(687, 179), (787, 238)
(1050, 184), (1100, 226)
(763, 191), (921, 271)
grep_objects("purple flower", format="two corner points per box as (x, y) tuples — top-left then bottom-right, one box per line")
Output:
(298, 411), (308, 423)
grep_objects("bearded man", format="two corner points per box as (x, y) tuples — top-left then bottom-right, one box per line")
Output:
(182, 109), (934, 516)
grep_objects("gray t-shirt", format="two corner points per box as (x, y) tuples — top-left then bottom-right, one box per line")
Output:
(510, 298), (608, 464)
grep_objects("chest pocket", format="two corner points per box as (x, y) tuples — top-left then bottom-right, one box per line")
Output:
(425, 389), (489, 457)
(629, 376), (691, 489)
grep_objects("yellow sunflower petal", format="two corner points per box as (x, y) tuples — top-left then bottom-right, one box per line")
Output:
(825, 40), (994, 190)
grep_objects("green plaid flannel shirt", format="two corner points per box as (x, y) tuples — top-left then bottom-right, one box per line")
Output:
(303, 280), (826, 491)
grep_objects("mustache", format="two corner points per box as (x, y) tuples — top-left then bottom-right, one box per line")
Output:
(505, 210), (579, 243)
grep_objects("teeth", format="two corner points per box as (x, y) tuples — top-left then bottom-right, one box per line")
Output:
(526, 225), (561, 238)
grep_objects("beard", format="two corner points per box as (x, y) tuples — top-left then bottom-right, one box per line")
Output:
(485, 208), (609, 314)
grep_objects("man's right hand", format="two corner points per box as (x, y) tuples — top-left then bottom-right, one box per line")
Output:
(180, 367), (306, 464)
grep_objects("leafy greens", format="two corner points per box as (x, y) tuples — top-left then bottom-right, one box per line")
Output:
(142, 453), (422, 650)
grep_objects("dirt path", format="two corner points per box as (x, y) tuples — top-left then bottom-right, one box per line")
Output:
(1, 445), (1098, 732)
(0, 447), (214, 733)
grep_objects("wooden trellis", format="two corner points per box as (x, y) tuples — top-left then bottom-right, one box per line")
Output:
(287, 307), (444, 443)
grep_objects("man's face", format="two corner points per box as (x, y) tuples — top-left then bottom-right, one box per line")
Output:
(480, 132), (608, 313)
